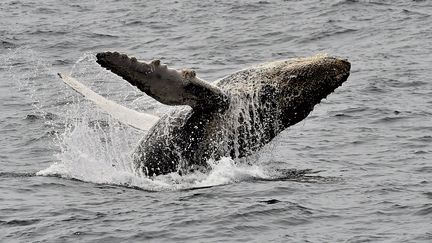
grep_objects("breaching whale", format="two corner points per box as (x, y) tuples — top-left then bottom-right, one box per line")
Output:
(60, 52), (351, 177)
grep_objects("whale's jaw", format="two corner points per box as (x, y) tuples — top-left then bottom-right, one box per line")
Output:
(275, 55), (351, 129)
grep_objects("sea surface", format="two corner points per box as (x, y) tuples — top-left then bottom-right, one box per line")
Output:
(1, 0), (431, 242)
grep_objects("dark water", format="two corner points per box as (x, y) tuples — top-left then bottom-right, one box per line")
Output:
(1, 0), (431, 242)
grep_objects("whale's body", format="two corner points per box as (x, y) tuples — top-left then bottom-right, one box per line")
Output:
(94, 52), (351, 176)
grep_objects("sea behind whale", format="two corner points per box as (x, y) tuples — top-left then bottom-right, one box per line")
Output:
(0, 0), (431, 242)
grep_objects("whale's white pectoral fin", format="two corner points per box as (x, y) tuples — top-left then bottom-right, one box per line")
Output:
(96, 52), (229, 111)
(58, 73), (159, 131)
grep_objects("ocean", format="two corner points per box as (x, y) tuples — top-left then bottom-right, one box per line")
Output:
(0, 0), (431, 242)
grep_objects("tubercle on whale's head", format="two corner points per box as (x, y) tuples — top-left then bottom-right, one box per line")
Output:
(274, 55), (351, 128)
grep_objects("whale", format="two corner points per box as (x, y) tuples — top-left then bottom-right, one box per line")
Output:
(67, 52), (350, 177)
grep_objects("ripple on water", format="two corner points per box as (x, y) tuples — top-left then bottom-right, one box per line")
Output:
(414, 204), (432, 216)
(1, 40), (17, 49)
(1, 218), (41, 226)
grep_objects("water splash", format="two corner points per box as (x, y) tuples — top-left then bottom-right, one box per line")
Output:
(35, 105), (275, 191)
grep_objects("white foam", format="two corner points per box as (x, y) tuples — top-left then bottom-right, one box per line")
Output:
(197, 157), (270, 187)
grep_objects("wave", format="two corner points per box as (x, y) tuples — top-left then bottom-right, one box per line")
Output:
(0, 172), (36, 178)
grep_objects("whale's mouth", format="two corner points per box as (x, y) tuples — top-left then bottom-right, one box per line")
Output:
(336, 58), (351, 86)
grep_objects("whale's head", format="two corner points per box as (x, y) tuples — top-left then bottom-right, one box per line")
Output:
(268, 55), (351, 128)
